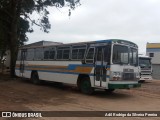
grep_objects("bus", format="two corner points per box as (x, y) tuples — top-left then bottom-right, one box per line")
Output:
(138, 55), (152, 82)
(15, 39), (141, 94)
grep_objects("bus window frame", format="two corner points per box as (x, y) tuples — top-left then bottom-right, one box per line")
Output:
(26, 48), (35, 61)
(56, 46), (71, 60)
(130, 47), (138, 66)
(103, 45), (111, 65)
(34, 47), (44, 61)
(44, 47), (56, 60)
(71, 45), (87, 60)
(85, 47), (95, 64)
(112, 44), (129, 65)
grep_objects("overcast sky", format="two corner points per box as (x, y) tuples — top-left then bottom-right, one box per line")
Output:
(27, 0), (160, 54)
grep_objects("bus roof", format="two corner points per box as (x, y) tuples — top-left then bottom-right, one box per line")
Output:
(20, 39), (138, 49)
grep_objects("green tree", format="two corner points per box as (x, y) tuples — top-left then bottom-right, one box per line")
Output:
(0, 7), (10, 63)
(0, 0), (80, 77)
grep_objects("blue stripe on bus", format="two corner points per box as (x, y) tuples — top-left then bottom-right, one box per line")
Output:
(67, 64), (77, 70)
(19, 64), (110, 70)
(67, 64), (95, 70)
(24, 64), (95, 69)
(16, 68), (94, 76)
(67, 64), (110, 69)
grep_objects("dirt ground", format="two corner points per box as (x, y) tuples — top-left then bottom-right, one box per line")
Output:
(0, 73), (160, 120)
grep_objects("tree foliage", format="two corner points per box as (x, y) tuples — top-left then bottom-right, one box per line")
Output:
(0, 0), (80, 76)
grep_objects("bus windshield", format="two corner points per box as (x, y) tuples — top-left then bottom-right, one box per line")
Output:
(112, 45), (129, 64)
(130, 48), (138, 66)
(139, 58), (151, 68)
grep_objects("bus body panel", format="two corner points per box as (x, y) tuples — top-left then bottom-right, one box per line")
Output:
(16, 60), (96, 86)
(15, 39), (141, 92)
(38, 72), (78, 84)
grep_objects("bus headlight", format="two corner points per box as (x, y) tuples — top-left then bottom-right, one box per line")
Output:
(112, 72), (121, 80)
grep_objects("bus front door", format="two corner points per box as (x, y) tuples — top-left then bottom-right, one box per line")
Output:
(20, 50), (26, 77)
(95, 47), (107, 88)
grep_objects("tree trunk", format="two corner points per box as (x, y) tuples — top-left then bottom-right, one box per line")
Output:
(0, 51), (5, 72)
(9, 0), (19, 77)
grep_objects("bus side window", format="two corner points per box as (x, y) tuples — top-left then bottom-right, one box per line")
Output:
(44, 51), (49, 59)
(44, 47), (55, 60)
(49, 50), (55, 59)
(86, 47), (95, 63)
(63, 50), (70, 59)
(20, 49), (27, 61)
(78, 49), (85, 59)
(35, 48), (44, 60)
(130, 48), (138, 66)
(72, 49), (78, 59)
(57, 47), (70, 60)
(57, 50), (63, 59)
(26, 49), (34, 60)
(17, 50), (21, 61)
(71, 45), (86, 60)
(104, 45), (111, 65)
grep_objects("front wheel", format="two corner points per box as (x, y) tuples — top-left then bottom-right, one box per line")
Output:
(80, 79), (94, 95)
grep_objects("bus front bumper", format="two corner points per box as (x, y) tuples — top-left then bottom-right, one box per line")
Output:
(108, 82), (141, 89)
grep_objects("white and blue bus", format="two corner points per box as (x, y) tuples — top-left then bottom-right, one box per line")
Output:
(15, 39), (141, 94)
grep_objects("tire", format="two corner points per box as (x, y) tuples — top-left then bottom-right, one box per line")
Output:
(31, 72), (41, 85)
(80, 78), (94, 95)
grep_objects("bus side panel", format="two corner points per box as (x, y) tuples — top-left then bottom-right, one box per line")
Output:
(15, 61), (21, 77)
(38, 71), (78, 85)
(23, 70), (31, 78)
(15, 69), (31, 78)
(16, 60), (95, 86)
(15, 69), (20, 77)
(90, 76), (95, 87)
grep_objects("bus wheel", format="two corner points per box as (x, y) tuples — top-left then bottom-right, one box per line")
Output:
(105, 89), (115, 93)
(31, 72), (40, 85)
(80, 79), (94, 95)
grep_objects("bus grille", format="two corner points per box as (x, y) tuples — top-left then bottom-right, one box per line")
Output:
(123, 73), (134, 80)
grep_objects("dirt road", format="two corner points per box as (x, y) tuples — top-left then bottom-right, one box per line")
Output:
(0, 73), (160, 120)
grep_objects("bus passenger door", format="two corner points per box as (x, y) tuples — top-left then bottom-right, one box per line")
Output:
(95, 47), (107, 88)
(20, 50), (26, 77)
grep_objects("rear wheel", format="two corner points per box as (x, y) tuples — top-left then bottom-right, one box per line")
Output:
(31, 72), (41, 85)
(80, 78), (94, 95)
